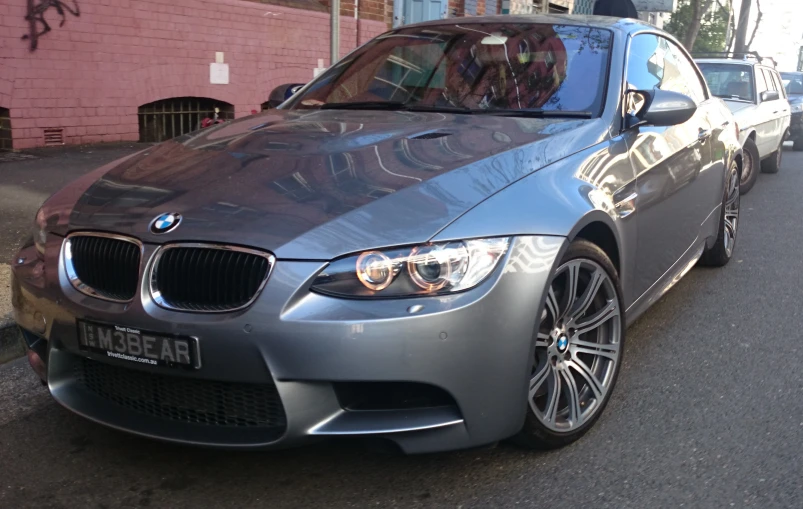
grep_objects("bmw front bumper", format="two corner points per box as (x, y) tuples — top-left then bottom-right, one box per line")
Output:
(11, 235), (564, 453)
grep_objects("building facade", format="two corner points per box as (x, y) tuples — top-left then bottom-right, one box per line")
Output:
(1, 0), (392, 149)
(0, 0), (667, 150)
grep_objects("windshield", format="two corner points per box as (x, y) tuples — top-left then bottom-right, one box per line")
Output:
(284, 24), (613, 116)
(697, 63), (755, 102)
(781, 73), (803, 95)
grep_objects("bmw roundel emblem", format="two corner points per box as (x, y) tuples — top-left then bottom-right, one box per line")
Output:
(150, 212), (182, 234)
(557, 336), (569, 352)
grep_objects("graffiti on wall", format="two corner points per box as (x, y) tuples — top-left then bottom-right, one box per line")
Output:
(22, 0), (81, 51)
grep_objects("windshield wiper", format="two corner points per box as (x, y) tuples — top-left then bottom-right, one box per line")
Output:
(713, 94), (751, 102)
(320, 102), (474, 114)
(321, 101), (406, 110)
(402, 104), (474, 114)
(318, 102), (591, 118)
(472, 109), (593, 118)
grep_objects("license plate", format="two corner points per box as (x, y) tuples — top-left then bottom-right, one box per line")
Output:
(78, 320), (199, 369)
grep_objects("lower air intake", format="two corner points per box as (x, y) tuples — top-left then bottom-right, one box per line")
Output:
(74, 357), (287, 432)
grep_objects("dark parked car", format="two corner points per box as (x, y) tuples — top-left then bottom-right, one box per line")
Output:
(781, 71), (803, 150)
(13, 15), (741, 453)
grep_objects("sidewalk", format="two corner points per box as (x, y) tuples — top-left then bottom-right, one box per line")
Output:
(0, 263), (22, 364)
(0, 142), (148, 364)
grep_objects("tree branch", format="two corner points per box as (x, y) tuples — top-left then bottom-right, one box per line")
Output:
(746, 0), (762, 50)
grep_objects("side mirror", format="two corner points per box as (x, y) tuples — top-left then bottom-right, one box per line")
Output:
(266, 83), (305, 109)
(626, 88), (697, 129)
(760, 90), (780, 102)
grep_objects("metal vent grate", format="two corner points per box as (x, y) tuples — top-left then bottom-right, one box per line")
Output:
(138, 97), (235, 143)
(0, 108), (11, 151)
(43, 128), (64, 146)
(151, 244), (273, 312)
(74, 357), (287, 432)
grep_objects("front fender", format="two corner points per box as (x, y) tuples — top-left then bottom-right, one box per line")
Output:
(431, 138), (638, 305)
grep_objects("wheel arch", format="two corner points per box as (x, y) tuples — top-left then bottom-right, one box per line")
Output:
(570, 219), (621, 276)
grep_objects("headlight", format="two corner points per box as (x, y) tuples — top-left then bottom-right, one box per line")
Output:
(311, 237), (510, 298)
(33, 207), (48, 256)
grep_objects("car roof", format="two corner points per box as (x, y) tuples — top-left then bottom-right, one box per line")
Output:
(395, 14), (655, 34)
(695, 58), (760, 66)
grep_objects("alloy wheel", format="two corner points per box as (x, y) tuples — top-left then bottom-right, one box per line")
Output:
(529, 259), (622, 433)
(724, 164), (740, 257)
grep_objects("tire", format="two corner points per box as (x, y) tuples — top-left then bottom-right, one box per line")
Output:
(513, 239), (625, 450)
(794, 138), (803, 152)
(739, 138), (759, 195)
(761, 141), (783, 174)
(700, 160), (740, 267)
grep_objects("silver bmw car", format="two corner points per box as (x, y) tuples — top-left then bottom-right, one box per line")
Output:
(12, 15), (742, 453)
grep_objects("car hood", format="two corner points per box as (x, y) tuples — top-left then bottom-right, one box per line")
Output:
(55, 109), (605, 259)
(723, 100), (755, 116)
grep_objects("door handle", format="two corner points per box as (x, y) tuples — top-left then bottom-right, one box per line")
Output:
(773, 111), (779, 114)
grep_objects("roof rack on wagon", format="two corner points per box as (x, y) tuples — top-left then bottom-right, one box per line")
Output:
(692, 51), (777, 68)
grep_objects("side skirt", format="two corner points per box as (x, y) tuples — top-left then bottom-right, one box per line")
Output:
(624, 238), (705, 327)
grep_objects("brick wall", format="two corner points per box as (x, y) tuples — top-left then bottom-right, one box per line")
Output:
(0, 0), (388, 149)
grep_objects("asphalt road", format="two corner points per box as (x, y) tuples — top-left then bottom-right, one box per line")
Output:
(0, 143), (147, 263)
(1, 147), (802, 509)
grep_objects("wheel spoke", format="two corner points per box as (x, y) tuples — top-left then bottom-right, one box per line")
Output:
(574, 299), (619, 336)
(535, 332), (550, 349)
(543, 368), (561, 425)
(571, 341), (619, 361)
(561, 263), (581, 321)
(567, 358), (605, 401)
(724, 217), (737, 237)
(559, 369), (583, 426)
(567, 267), (604, 322)
(529, 363), (550, 399)
(545, 287), (560, 324)
(726, 189), (739, 206)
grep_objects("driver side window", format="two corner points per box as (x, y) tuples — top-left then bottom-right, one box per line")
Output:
(626, 34), (706, 104)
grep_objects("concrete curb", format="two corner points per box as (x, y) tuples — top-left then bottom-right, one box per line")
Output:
(0, 321), (24, 365)
(1, 261), (22, 365)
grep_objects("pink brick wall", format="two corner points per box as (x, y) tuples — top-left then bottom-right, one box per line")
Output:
(0, 0), (388, 149)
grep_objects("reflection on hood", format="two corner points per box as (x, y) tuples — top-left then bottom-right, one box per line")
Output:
(63, 109), (605, 258)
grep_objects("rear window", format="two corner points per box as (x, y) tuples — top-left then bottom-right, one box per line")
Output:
(697, 63), (754, 102)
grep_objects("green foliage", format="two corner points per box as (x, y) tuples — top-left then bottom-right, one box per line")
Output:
(664, 0), (730, 53)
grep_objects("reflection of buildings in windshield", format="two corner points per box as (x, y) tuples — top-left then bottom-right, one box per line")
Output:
(294, 25), (612, 113)
(445, 26), (569, 110)
(647, 52), (664, 82)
